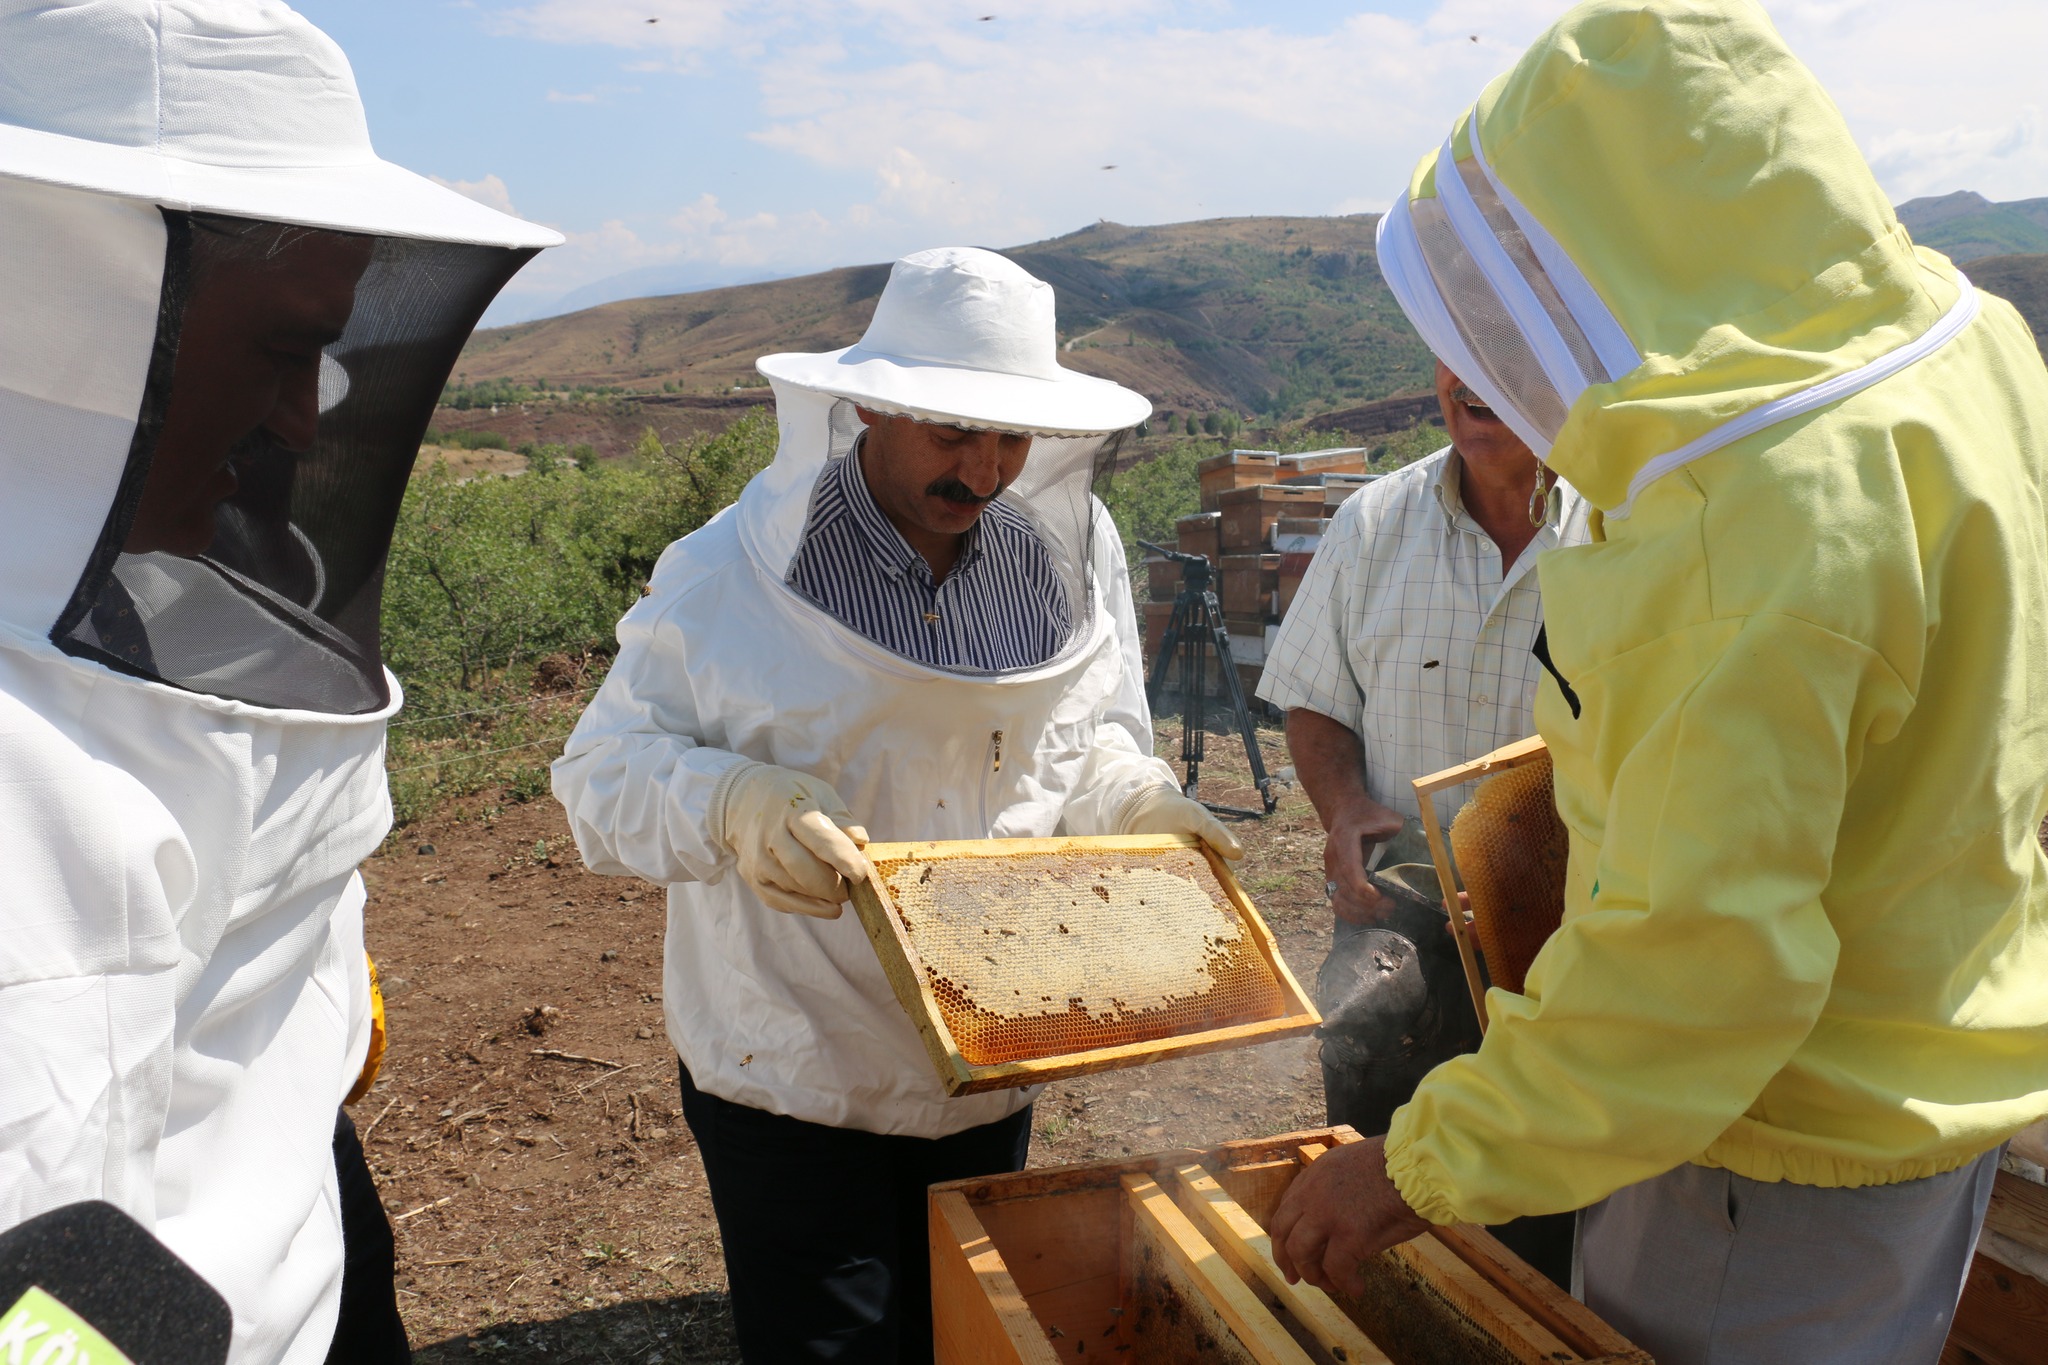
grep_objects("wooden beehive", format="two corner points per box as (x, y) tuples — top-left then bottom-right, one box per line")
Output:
(1177, 510), (1224, 560)
(1199, 451), (1282, 509)
(932, 1127), (1652, 1364)
(850, 836), (1319, 1096)
(1215, 486), (1328, 551)
(1219, 554), (1282, 617)
(1944, 1159), (2048, 1365)
(1276, 448), (1371, 479)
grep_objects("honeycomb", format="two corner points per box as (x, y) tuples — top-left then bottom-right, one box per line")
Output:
(1450, 751), (1568, 996)
(870, 844), (1293, 1066)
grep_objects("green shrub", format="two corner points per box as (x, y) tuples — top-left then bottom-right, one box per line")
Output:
(1370, 418), (1446, 470)
(379, 412), (778, 828)
(1096, 439), (1212, 588)
(430, 428), (509, 451)
(386, 411), (776, 690)
(441, 378), (542, 409)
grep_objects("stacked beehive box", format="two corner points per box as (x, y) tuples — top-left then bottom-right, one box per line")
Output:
(1143, 448), (1375, 701)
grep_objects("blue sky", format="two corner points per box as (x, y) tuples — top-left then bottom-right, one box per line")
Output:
(291, 1), (2048, 324)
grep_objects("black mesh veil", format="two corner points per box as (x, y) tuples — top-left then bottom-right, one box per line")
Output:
(54, 210), (537, 713)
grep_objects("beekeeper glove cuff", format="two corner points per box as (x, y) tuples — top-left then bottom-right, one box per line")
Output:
(709, 761), (872, 918)
(1116, 783), (1245, 859)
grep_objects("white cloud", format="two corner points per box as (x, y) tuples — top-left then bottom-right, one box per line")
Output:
(483, 0), (2048, 313)
(1765, 0), (2048, 203)
(428, 172), (519, 216)
(544, 83), (639, 104)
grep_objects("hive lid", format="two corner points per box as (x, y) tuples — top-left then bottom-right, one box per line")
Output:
(849, 835), (1319, 1095)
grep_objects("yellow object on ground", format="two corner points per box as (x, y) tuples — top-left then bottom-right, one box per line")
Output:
(1380, 0), (2048, 1227)
(346, 954), (388, 1106)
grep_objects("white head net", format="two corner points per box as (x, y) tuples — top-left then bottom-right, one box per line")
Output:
(752, 385), (1124, 677)
(1378, 125), (1640, 459)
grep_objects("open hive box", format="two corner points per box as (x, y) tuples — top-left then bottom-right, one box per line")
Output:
(850, 835), (1319, 1096)
(932, 1126), (1652, 1364)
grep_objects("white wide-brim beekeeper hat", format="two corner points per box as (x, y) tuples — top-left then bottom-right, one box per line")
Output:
(758, 247), (1151, 437)
(0, 0), (561, 249)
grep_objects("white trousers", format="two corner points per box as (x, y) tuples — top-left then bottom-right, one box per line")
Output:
(1578, 1149), (2001, 1365)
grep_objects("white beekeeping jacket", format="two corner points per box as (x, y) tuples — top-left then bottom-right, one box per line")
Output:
(553, 376), (1178, 1138)
(0, 3), (557, 1357)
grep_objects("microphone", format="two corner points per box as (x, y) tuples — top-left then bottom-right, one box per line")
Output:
(0, 1202), (231, 1365)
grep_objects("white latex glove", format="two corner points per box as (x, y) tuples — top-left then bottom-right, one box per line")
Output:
(1118, 784), (1246, 860)
(714, 762), (873, 918)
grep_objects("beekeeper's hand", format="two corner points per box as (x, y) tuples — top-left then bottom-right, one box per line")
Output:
(715, 762), (872, 919)
(1325, 800), (1405, 925)
(1269, 1136), (1430, 1297)
(1119, 784), (1245, 860)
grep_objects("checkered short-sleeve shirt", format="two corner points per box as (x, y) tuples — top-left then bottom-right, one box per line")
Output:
(1256, 447), (1592, 826)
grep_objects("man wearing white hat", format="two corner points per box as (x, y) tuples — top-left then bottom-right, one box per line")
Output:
(554, 246), (1241, 1361)
(0, 2), (557, 1362)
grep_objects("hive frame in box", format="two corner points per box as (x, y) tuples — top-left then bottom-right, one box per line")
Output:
(1411, 734), (1550, 1035)
(930, 1125), (1651, 1364)
(848, 835), (1318, 1096)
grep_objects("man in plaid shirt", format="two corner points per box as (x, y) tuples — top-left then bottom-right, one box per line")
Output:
(1257, 358), (1591, 1280)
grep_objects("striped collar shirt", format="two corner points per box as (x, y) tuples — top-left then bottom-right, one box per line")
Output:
(787, 445), (1072, 672)
(1256, 447), (1592, 826)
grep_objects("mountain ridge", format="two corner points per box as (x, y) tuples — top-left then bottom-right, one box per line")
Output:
(455, 215), (1437, 423)
(454, 201), (2048, 430)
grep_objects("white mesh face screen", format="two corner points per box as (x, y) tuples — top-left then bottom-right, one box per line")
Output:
(1451, 155), (1609, 393)
(53, 211), (538, 713)
(1411, 194), (1571, 444)
(783, 398), (1117, 676)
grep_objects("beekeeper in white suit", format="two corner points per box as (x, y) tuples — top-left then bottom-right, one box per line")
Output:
(0, 2), (556, 1361)
(554, 246), (1240, 1362)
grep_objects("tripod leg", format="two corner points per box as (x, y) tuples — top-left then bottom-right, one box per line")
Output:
(1147, 596), (1189, 711)
(1210, 609), (1277, 814)
(1202, 592), (1276, 816)
(1181, 607), (1207, 797)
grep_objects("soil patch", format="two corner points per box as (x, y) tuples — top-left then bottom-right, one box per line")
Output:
(363, 721), (1332, 1362)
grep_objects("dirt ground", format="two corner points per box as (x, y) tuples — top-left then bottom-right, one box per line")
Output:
(361, 718), (1333, 1363)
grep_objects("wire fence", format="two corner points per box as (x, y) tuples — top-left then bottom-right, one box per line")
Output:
(388, 683), (602, 731)
(387, 731), (576, 777)
(380, 653), (605, 826)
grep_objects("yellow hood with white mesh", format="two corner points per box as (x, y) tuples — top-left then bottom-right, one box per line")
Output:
(1380, 0), (2048, 1225)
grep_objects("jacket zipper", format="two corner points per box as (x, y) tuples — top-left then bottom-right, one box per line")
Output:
(980, 729), (1004, 830)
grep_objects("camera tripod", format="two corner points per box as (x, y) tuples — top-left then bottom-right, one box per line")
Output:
(1138, 540), (1277, 818)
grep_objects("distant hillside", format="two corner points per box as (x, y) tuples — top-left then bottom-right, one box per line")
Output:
(1972, 253), (2048, 352)
(456, 216), (1437, 423)
(1896, 192), (2048, 262)
(451, 208), (2048, 451)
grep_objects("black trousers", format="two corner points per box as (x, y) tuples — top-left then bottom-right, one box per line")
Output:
(678, 1061), (1032, 1364)
(325, 1108), (412, 1364)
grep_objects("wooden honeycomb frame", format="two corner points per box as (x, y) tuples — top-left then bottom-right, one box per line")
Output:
(930, 1126), (1652, 1364)
(1411, 735), (1551, 1035)
(849, 835), (1319, 1096)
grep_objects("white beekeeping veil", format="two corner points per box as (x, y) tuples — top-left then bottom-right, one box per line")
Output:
(0, 2), (560, 1350)
(743, 247), (1152, 676)
(0, 0), (561, 714)
(1376, 114), (1640, 463)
